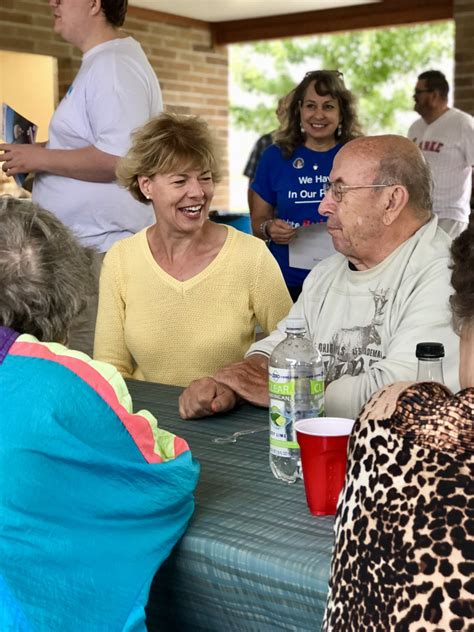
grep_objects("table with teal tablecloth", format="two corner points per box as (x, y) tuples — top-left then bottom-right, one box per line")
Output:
(126, 380), (334, 631)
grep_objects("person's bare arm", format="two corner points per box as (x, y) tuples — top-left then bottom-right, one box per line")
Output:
(250, 191), (296, 244)
(0, 143), (118, 182)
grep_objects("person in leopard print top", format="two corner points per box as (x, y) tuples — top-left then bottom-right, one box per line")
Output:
(323, 219), (474, 631)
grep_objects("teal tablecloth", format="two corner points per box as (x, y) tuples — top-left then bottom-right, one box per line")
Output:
(127, 381), (334, 631)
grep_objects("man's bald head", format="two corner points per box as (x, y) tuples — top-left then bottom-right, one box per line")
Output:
(341, 135), (432, 220)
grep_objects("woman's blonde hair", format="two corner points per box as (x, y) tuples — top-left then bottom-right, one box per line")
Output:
(117, 112), (222, 203)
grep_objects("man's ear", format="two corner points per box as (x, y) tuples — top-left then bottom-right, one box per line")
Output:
(382, 185), (409, 226)
(90, 0), (102, 18)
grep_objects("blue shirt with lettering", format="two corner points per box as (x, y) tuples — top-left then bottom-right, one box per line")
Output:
(251, 143), (342, 288)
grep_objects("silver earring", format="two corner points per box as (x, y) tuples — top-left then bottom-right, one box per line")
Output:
(336, 123), (342, 138)
(300, 125), (305, 134)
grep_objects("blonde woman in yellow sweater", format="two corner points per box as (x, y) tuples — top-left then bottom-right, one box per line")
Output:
(94, 113), (292, 387)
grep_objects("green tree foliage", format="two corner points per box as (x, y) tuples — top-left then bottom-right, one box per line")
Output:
(230, 22), (454, 135)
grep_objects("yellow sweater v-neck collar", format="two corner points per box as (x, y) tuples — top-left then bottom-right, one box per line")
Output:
(141, 225), (233, 291)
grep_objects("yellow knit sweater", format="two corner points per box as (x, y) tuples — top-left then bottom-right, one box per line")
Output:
(94, 226), (292, 386)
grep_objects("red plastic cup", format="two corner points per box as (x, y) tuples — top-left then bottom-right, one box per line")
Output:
(295, 417), (354, 516)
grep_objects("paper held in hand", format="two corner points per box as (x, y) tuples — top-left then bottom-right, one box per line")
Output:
(1, 103), (38, 188)
(289, 222), (335, 270)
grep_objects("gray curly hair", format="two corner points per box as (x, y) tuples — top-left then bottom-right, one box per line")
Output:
(0, 197), (94, 343)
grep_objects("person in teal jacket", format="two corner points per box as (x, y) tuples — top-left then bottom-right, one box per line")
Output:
(0, 197), (199, 631)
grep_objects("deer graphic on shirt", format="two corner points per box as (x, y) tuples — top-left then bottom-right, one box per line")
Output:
(325, 288), (390, 383)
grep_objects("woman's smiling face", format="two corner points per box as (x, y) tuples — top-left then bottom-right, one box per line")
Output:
(299, 81), (341, 150)
(139, 167), (214, 234)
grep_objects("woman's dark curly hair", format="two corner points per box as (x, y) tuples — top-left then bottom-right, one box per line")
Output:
(274, 70), (363, 159)
(450, 216), (474, 332)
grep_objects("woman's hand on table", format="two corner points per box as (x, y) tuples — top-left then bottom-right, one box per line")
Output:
(179, 377), (238, 419)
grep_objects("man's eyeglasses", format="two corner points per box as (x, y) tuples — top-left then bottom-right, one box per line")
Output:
(413, 89), (434, 95)
(323, 181), (395, 203)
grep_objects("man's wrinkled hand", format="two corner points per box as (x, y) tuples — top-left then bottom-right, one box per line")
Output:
(214, 355), (269, 408)
(179, 377), (238, 420)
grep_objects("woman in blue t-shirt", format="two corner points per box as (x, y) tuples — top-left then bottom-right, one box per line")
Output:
(251, 70), (362, 301)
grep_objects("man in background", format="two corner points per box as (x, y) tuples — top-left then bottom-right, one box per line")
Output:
(408, 70), (473, 238)
(0, 0), (162, 355)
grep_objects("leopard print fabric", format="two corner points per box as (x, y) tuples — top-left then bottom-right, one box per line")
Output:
(323, 382), (474, 632)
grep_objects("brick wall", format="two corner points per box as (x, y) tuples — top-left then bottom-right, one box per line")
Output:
(0, 1), (229, 207)
(454, 0), (474, 115)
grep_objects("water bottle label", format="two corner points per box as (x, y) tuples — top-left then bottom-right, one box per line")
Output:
(310, 378), (324, 395)
(268, 366), (324, 460)
(269, 369), (324, 398)
(269, 377), (296, 396)
(269, 398), (298, 457)
(270, 443), (298, 458)
(270, 438), (299, 450)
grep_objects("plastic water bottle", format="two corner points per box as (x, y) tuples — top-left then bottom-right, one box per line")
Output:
(416, 342), (445, 383)
(268, 318), (324, 484)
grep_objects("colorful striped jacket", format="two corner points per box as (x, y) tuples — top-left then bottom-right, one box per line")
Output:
(0, 328), (199, 631)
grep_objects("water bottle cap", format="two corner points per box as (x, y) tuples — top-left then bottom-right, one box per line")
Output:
(416, 342), (445, 359)
(285, 317), (306, 332)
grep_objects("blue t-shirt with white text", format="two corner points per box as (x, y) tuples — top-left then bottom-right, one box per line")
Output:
(251, 143), (341, 287)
